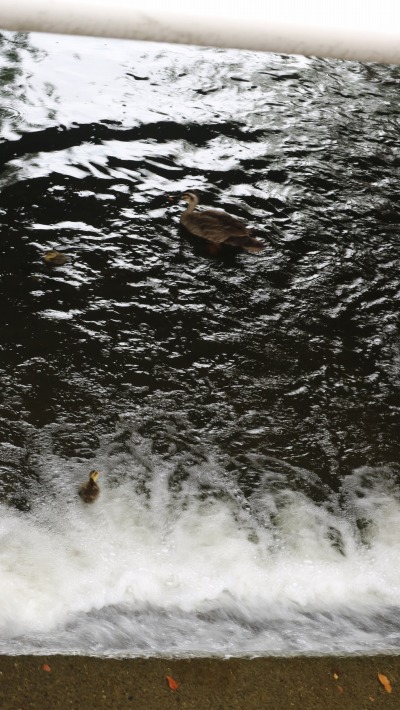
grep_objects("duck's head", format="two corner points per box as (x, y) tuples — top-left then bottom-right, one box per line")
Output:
(180, 191), (199, 206)
(89, 470), (100, 482)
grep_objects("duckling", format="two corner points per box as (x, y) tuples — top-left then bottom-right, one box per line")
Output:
(79, 470), (100, 503)
(42, 250), (69, 266)
(180, 192), (264, 253)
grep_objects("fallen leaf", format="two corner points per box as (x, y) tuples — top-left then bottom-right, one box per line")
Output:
(165, 675), (179, 691)
(337, 685), (344, 694)
(378, 673), (392, 693)
(368, 697), (375, 702)
(333, 672), (339, 680)
(42, 664), (51, 672)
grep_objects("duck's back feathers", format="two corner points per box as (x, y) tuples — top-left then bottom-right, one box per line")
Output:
(179, 193), (264, 252)
(182, 209), (249, 243)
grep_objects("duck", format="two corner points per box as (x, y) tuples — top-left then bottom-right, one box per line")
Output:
(179, 192), (264, 253)
(79, 470), (100, 503)
(42, 250), (69, 266)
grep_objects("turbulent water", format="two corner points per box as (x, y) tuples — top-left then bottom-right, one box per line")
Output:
(0, 30), (400, 656)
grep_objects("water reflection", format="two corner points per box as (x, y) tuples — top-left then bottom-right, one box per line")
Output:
(0, 31), (400, 655)
(0, 32), (54, 134)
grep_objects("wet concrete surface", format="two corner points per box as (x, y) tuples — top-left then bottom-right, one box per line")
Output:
(0, 655), (399, 709)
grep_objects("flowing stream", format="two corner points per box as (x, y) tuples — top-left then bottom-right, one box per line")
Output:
(0, 31), (400, 656)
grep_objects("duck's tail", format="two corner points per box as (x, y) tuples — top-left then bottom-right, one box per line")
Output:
(226, 235), (264, 252)
(242, 237), (265, 253)
(244, 242), (264, 253)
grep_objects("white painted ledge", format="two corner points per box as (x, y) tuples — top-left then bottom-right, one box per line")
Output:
(0, 0), (399, 63)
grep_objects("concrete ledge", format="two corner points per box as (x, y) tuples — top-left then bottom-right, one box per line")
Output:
(0, 0), (400, 63)
(0, 655), (398, 708)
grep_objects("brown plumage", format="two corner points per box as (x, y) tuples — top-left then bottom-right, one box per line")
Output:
(179, 192), (264, 253)
(42, 250), (69, 266)
(79, 470), (100, 503)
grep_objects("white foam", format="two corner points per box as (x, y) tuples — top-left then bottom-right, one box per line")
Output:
(1, 454), (400, 655)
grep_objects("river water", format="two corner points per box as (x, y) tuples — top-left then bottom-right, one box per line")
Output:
(0, 30), (400, 657)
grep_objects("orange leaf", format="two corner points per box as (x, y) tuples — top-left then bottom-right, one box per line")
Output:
(165, 675), (179, 691)
(42, 664), (51, 672)
(377, 673), (392, 693)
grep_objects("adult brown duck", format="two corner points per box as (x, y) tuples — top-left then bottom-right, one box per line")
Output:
(179, 192), (264, 253)
(79, 470), (100, 503)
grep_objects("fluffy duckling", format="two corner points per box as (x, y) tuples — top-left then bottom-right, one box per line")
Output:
(79, 470), (100, 503)
(180, 192), (264, 253)
(42, 250), (69, 266)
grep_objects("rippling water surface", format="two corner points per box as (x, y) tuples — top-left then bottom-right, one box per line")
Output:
(0, 31), (400, 656)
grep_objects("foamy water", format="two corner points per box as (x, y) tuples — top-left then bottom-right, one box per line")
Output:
(1, 442), (400, 656)
(1, 31), (400, 657)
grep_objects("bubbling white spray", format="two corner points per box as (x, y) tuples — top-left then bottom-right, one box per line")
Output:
(1, 451), (400, 655)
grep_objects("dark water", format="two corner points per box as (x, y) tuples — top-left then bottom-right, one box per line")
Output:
(0, 31), (400, 656)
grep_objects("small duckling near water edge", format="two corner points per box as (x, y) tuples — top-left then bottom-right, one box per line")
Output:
(179, 192), (264, 253)
(79, 470), (100, 503)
